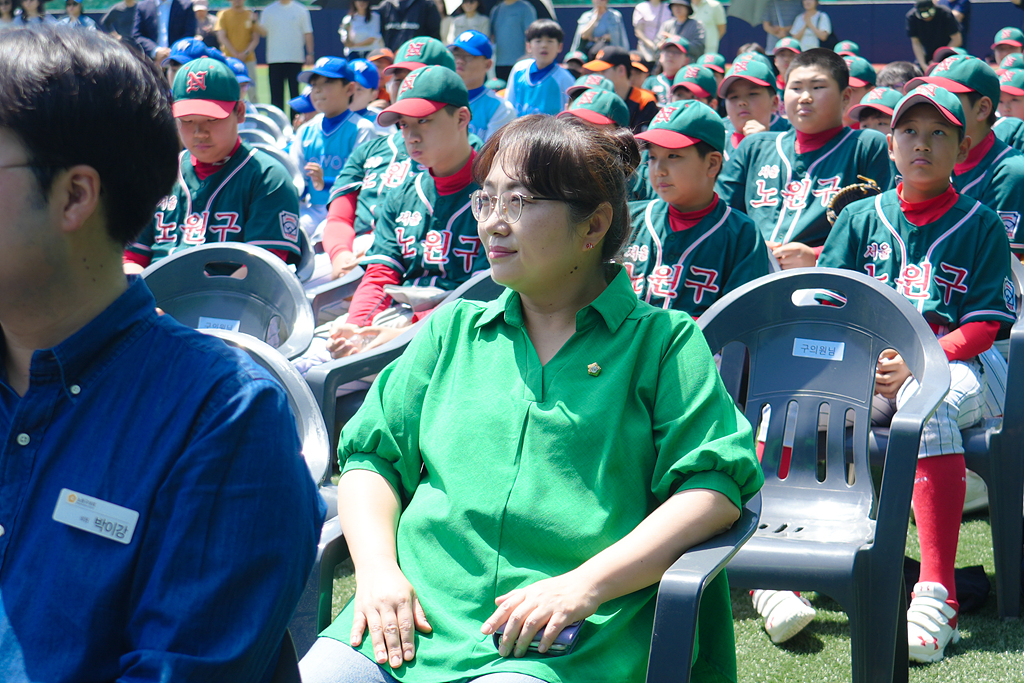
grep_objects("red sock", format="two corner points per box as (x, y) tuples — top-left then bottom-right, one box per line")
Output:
(912, 453), (965, 626)
(754, 441), (792, 478)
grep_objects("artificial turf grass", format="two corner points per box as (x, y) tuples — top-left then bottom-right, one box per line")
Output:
(329, 515), (1024, 681)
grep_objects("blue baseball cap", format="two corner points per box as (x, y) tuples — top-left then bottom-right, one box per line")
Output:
(164, 37), (208, 66)
(225, 57), (252, 85)
(289, 92), (316, 114)
(298, 56), (352, 83)
(347, 58), (380, 90)
(448, 29), (493, 59)
(205, 46), (229, 65)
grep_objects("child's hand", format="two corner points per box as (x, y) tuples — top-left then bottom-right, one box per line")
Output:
(766, 241), (817, 269)
(304, 162), (325, 191)
(875, 349), (913, 399)
(742, 119), (768, 137)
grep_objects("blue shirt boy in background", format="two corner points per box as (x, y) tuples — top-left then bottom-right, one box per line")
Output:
(505, 18), (576, 116)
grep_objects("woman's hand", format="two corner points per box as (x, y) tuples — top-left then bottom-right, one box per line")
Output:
(350, 561), (432, 669)
(481, 573), (600, 657)
(327, 322), (408, 358)
(875, 349), (913, 399)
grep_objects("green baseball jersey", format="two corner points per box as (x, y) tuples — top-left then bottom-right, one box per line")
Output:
(623, 197), (772, 317)
(127, 141), (301, 263)
(327, 131), (484, 237)
(630, 149), (658, 202)
(363, 171), (489, 289)
(951, 135), (1024, 255)
(643, 73), (673, 107)
(819, 191), (1017, 330)
(994, 116), (1024, 152)
(716, 127), (892, 248)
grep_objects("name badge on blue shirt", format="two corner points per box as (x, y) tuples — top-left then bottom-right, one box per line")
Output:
(52, 489), (139, 545)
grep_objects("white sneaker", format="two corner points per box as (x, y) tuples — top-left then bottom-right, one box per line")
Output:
(907, 582), (960, 663)
(962, 470), (989, 514)
(752, 589), (816, 644)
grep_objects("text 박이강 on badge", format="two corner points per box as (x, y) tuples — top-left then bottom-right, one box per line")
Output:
(52, 489), (139, 545)
(792, 338), (845, 361)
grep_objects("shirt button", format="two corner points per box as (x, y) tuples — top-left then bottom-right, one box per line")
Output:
(0, 525), (5, 537)
(16, 433), (30, 446)
(69, 384), (81, 395)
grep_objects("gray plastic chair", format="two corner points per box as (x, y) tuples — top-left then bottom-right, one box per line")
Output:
(251, 142), (305, 198)
(254, 103), (293, 137)
(143, 242), (315, 360)
(870, 256), (1024, 619)
(305, 269), (505, 456)
(698, 268), (951, 683)
(646, 493), (761, 683)
(246, 112), (285, 143)
(240, 128), (279, 148)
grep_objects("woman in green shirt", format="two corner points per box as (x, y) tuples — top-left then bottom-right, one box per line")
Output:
(300, 115), (763, 683)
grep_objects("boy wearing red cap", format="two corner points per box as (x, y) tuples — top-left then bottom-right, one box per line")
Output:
(643, 37), (690, 106)
(670, 64), (718, 108)
(717, 54), (788, 161)
(992, 27), (1024, 69)
(908, 55), (1024, 256)
(626, 100), (771, 317)
(820, 85), (1016, 663)
(841, 54), (877, 128)
(124, 57), (301, 271)
(326, 65), (488, 356)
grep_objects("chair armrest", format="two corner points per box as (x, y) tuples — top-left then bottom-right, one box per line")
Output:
(645, 493), (761, 683)
(288, 516), (349, 658)
(308, 267), (365, 323)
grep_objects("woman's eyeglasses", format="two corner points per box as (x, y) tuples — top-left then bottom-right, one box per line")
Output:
(470, 190), (559, 223)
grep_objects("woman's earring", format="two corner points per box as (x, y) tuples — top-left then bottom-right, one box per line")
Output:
(585, 243), (594, 250)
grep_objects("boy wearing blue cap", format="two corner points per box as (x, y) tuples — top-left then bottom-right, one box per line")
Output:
(820, 84), (1016, 663)
(449, 29), (515, 141)
(626, 101), (771, 317)
(347, 57), (392, 136)
(292, 56), (377, 235)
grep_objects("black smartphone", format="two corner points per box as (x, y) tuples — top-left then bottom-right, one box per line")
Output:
(492, 620), (583, 657)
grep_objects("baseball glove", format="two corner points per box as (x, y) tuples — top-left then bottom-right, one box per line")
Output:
(826, 175), (883, 225)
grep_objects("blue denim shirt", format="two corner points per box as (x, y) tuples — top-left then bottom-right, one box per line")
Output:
(0, 276), (325, 682)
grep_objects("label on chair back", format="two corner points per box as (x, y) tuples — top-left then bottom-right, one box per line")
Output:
(792, 338), (845, 361)
(198, 316), (241, 332)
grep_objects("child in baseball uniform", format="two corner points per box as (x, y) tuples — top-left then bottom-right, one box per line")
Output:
(625, 101), (771, 318)
(996, 68), (1024, 152)
(669, 64), (718, 109)
(326, 65), (489, 356)
(504, 19), (576, 116)
(717, 55), (787, 161)
(819, 85), (1017, 663)
(841, 55), (877, 129)
(907, 55), (1024, 257)
(643, 37), (690, 106)
(448, 30), (516, 141)
(716, 48), (891, 269)
(124, 57), (302, 271)
(291, 56), (377, 238)
(846, 86), (903, 189)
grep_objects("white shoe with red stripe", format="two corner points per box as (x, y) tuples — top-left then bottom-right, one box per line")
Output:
(752, 589), (816, 644)
(907, 582), (960, 663)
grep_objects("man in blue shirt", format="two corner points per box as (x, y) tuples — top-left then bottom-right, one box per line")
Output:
(0, 26), (324, 682)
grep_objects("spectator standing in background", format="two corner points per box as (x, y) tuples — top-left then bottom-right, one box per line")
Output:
(790, 0), (830, 51)
(690, 0), (725, 58)
(216, 0), (264, 92)
(760, 0), (801, 53)
(262, 0), (315, 113)
(340, 0), (383, 58)
(936, 0), (969, 46)
(15, 0), (55, 25)
(378, 0), (441, 50)
(907, 0), (961, 72)
(0, 0), (15, 30)
(491, 0), (536, 80)
(133, 0), (196, 62)
(194, 0), (218, 47)
(101, 0), (140, 49)
(446, 0), (489, 45)
(571, 0), (630, 58)
(633, 0), (671, 62)
(60, 0), (97, 29)
(658, 0), (705, 59)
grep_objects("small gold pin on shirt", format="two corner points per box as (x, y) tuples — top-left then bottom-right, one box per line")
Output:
(587, 363), (601, 377)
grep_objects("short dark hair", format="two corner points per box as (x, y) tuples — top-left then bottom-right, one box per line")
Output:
(525, 19), (563, 43)
(787, 47), (849, 91)
(964, 90), (999, 127)
(474, 115), (640, 263)
(877, 61), (922, 89)
(737, 42), (765, 57)
(0, 27), (179, 246)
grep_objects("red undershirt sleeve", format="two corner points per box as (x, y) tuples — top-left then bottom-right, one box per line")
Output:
(939, 320), (1000, 362)
(123, 250), (151, 269)
(323, 191), (360, 262)
(267, 248), (291, 263)
(347, 263), (402, 327)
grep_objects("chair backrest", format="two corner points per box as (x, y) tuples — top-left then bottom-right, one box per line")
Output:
(251, 143), (305, 198)
(143, 242), (315, 360)
(699, 268), (950, 537)
(201, 329), (330, 485)
(240, 128), (280, 148)
(254, 103), (293, 137)
(246, 112), (285, 142)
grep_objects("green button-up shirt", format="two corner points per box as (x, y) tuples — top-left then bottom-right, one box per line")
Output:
(324, 267), (763, 683)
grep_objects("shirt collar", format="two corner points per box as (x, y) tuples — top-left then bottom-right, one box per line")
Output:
(476, 266), (639, 332)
